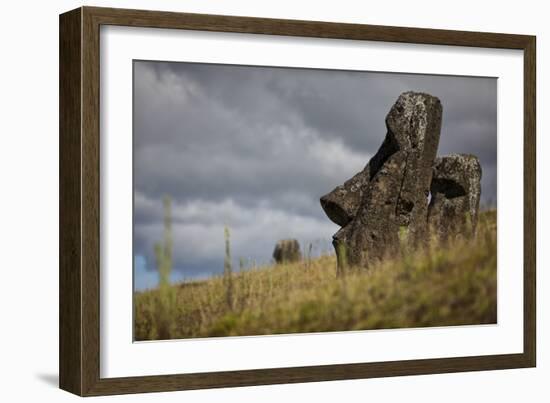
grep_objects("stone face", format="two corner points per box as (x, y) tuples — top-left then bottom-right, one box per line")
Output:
(321, 92), (442, 230)
(428, 154), (482, 240)
(385, 92), (442, 244)
(320, 168), (371, 227)
(273, 239), (301, 264)
(333, 151), (408, 271)
(321, 91), (443, 270)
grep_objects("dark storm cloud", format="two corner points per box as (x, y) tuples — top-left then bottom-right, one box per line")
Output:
(133, 60), (497, 286)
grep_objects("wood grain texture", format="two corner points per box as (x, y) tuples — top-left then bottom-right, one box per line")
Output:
(523, 38), (536, 367)
(86, 6), (531, 49)
(59, 7), (82, 396)
(81, 6), (102, 396)
(59, 6), (537, 396)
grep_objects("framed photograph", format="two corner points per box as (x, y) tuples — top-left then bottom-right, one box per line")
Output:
(59, 6), (536, 396)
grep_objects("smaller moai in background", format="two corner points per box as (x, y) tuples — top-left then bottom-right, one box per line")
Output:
(273, 239), (302, 264)
(428, 154), (482, 241)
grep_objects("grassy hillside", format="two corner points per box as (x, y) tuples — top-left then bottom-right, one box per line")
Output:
(134, 210), (497, 341)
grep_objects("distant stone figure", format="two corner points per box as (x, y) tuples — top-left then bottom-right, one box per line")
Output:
(428, 154), (482, 240)
(321, 91), (443, 271)
(273, 239), (301, 264)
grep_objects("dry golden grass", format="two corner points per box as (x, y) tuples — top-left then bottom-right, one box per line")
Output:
(134, 210), (497, 341)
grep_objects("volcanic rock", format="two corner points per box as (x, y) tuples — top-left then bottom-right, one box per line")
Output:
(428, 154), (482, 240)
(273, 239), (301, 264)
(321, 91), (443, 269)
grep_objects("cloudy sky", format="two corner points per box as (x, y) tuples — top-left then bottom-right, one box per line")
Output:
(133, 60), (497, 290)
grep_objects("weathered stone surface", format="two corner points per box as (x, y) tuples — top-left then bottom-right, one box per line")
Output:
(273, 239), (301, 264)
(321, 91), (443, 270)
(320, 168), (371, 227)
(333, 151), (408, 272)
(385, 92), (442, 244)
(428, 154), (482, 240)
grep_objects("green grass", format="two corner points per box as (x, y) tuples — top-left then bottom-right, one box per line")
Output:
(134, 210), (497, 341)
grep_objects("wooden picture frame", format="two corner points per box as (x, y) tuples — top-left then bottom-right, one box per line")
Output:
(59, 6), (536, 396)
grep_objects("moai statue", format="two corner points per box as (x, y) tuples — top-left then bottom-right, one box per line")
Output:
(273, 239), (301, 264)
(320, 91), (442, 271)
(428, 154), (482, 241)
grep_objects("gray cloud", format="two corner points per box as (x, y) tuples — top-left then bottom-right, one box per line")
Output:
(133, 60), (497, 285)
